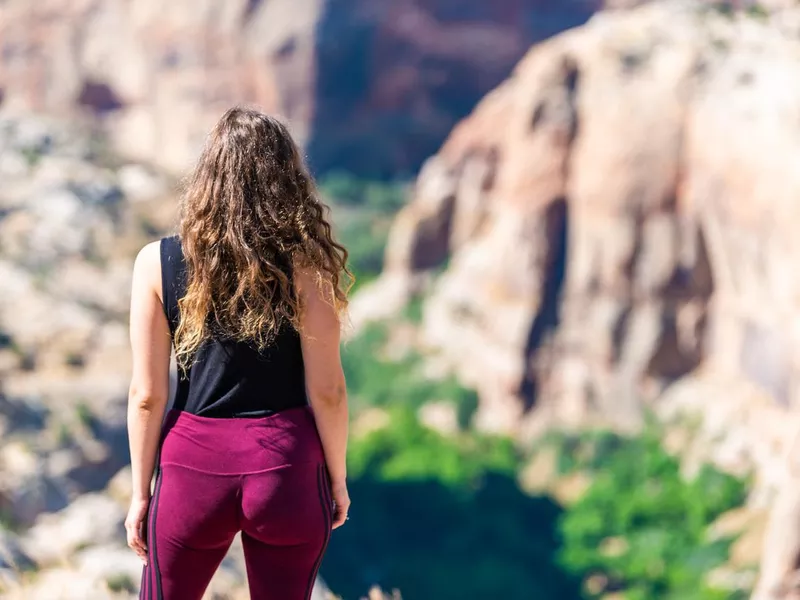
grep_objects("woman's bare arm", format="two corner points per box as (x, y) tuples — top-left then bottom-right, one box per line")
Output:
(126, 241), (172, 561)
(296, 268), (350, 528)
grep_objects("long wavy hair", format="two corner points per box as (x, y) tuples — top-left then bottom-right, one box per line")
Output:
(174, 107), (350, 372)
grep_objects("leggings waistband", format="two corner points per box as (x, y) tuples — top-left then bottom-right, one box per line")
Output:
(159, 406), (324, 475)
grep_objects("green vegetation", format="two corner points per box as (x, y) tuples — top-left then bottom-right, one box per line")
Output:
(746, 3), (769, 20)
(323, 407), (581, 600)
(548, 429), (749, 600)
(348, 407), (517, 486)
(341, 324), (479, 427)
(337, 213), (391, 291)
(74, 402), (94, 429)
(327, 323), (575, 598)
(106, 573), (137, 593)
(707, 2), (735, 17)
(55, 422), (73, 448)
(320, 172), (409, 291)
(20, 146), (41, 168)
(0, 508), (16, 531)
(327, 325), (750, 600)
(320, 171), (408, 213)
(400, 296), (424, 324)
(704, 1), (768, 20)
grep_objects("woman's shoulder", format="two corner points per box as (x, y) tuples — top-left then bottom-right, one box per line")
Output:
(131, 240), (163, 298)
(132, 236), (185, 286)
(134, 236), (180, 267)
(134, 240), (161, 270)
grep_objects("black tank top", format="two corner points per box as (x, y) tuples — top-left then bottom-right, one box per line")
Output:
(159, 235), (308, 418)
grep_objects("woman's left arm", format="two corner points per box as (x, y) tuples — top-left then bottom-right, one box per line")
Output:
(125, 241), (172, 565)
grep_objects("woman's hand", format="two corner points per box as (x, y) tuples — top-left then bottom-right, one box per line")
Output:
(125, 495), (150, 565)
(330, 480), (351, 529)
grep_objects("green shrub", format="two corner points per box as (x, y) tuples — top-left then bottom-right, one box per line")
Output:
(400, 296), (424, 324)
(55, 422), (73, 447)
(320, 171), (408, 213)
(348, 406), (518, 486)
(106, 573), (136, 593)
(75, 402), (94, 428)
(20, 147), (41, 168)
(709, 2), (735, 17)
(341, 324), (478, 428)
(320, 170), (366, 206)
(324, 408), (581, 600)
(337, 213), (391, 290)
(746, 3), (769, 19)
(361, 181), (407, 213)
(555, 428), (748, 599)
(0, 508), (16, 531)
(322, 171), (410, 289)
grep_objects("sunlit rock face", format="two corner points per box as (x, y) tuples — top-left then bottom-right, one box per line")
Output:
(377, 0), (800, 471)
(369, 5), (800, 593)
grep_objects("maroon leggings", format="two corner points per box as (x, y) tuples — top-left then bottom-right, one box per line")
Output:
(139, 407), (333, 600)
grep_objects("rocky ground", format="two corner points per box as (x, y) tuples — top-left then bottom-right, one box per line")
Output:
(0, 110), (162, 598)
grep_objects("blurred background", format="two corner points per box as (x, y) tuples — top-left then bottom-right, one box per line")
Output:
(1, 0), (799, 598)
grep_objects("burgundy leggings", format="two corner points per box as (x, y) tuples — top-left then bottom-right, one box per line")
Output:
(139, 406), (333, 600)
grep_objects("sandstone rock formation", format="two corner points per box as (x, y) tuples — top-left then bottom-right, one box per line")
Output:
(0, 0), (607, 177)
(357, 3), (800, 594)
(373, 0), (800, 458)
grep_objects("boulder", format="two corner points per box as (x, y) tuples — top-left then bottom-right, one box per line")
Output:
(20, 493), (125, 567)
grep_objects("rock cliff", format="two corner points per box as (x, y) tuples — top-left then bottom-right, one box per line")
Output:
(0, 0), (608, 177)
(355, 2), (800, 595)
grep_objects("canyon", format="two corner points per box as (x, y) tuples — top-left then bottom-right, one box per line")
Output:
(3, 0), (800, 597)
(0, 0), (609, 178)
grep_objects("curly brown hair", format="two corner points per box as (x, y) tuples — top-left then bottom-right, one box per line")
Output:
(174, 107), (351, 372)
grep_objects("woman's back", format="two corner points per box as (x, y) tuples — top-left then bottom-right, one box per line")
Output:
(160, 235), (307, 418)
(126, 108), (351, 600)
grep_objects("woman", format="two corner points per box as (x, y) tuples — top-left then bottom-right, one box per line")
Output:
(125, 107), (351, 600)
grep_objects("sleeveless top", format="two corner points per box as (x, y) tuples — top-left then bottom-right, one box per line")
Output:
(159, 235), (308, 418)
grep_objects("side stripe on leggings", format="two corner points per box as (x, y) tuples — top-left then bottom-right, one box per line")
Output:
(140, 558), (148, 599)
(150, 466), (165, 600)
(304, 464), (333, 600)
(141, 488), (154, 600)
(141, 467), (165, 600)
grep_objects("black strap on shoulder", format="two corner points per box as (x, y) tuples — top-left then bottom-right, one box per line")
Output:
(159, 235), (185, 334)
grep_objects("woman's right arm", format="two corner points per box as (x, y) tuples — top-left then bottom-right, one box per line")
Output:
(296, 268), (350, 528)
